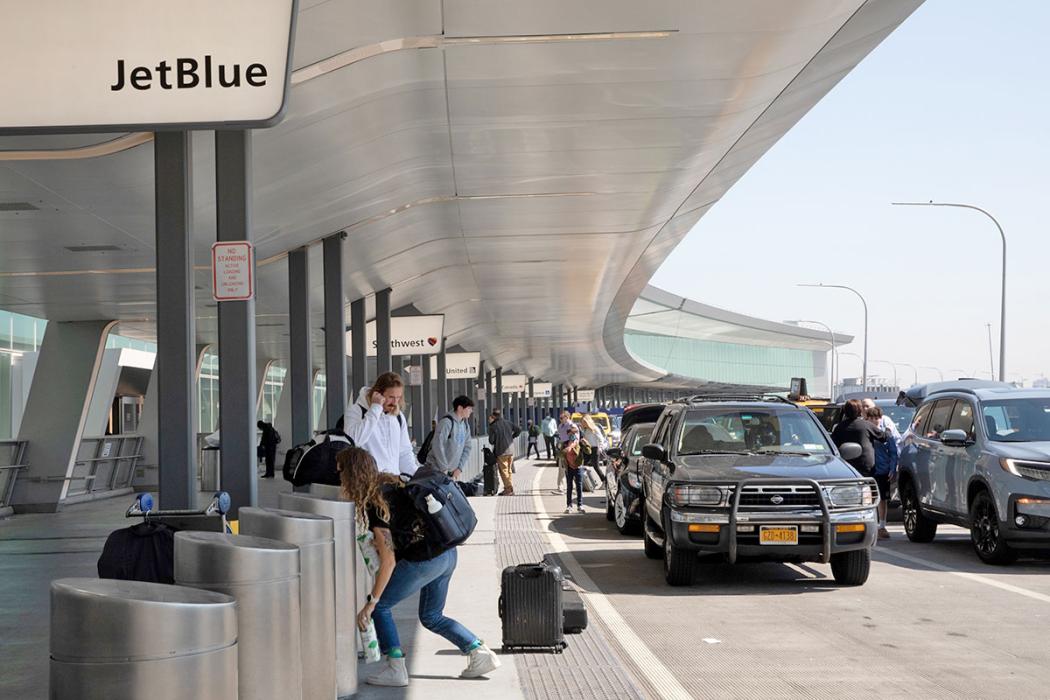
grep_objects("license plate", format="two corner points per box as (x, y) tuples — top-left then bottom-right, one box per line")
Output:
(759, 526), (798, 545)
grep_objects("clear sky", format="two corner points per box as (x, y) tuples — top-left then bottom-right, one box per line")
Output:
(651, 0), (1050, 387)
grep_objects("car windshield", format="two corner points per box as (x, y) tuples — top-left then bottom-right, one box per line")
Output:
(627, 426), (654, 456)
(882, 405), (915, 430)
(677, 408), (831, 456)
(982, 398), (1050, 442)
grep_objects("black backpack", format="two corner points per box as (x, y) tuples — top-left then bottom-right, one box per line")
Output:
(417, 414), (454, 466)
(97, 521), (176, 584)
(404, 465), (478, 549)
(288, 431), (354, 487)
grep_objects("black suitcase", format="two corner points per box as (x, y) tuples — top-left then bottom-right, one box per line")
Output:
(499, 563), (565, 653)
(482, 448), (498, 496)
(562, 585), (588, 634)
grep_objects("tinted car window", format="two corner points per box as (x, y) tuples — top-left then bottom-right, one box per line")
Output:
(947, 401), (976, 438)
(883, 406), (915, 430)
(677, 408), (831, 455)
(926, 400), (956, 440)
(912, 401), (935, 435)
(627, 426), (654, 455)
(981, 398), (1050, 442)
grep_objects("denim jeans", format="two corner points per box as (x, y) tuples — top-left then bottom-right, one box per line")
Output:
(565, 467), (583, 507)
(372, 548), (479, 654)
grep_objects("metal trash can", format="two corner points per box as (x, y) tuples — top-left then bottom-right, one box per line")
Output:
(174, 531), (301, 700)
(280, 491), (358, 699)
(201, 446), (221, 491)
(240, 507), (337, 700)
(307, 483), (342, 499)
(50, 578), (237, 700)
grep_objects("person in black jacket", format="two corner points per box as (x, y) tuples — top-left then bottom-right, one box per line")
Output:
(830, 399), (885, 474)
(257, 420), (281, 479)
(487, 410), (519, 495)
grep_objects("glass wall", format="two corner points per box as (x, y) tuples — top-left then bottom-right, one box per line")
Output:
(0, 311), (48, 440)
(259, 361), (286, 423)
(624, 331), (822, 389)
(313, 372), (326, 432)
(198, 351), (220, 434)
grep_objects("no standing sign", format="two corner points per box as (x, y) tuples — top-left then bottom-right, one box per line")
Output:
(211, 241), (254, 301)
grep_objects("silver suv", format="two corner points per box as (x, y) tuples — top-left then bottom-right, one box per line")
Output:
(898, 381), (1050, 564)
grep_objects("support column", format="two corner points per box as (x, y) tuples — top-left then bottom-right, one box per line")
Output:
(350, 297), (367, 399)
(409, 356), (423, 445)
(477, 361), (487, 436)
(12, 321), (117, 512)
(495, 367), (503, 415)
(422, 352), (434, 429)
(528, 378), (535, 425)
(375, 288), (392, 375)
(436, 344), (448, 415)
(323, 232), (347, 431)
(215, 130), (257, 516)
(154, 130), (196, 510)
(288, 248), (313, 446)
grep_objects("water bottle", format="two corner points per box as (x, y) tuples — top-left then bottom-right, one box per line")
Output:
(359, 620), (381, 663)
(424, 493), (443, 514)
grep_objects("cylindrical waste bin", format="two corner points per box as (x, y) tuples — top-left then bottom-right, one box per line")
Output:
(174, 531), (301, 700)
(50, 578), (237, 700)
(201, 446), (221, 491)
(240, 507), (337, 700)
(280, 492), (358, 699)
(307, 483), (341, 499)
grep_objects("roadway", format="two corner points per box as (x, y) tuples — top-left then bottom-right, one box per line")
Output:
(525, 457), (1050, 699)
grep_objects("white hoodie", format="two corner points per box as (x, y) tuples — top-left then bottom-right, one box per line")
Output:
(344, 387), (418, 476)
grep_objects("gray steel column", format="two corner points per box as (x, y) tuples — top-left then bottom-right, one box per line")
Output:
(375, 288), (392, 375)
(422, 352), (434, 428)
(495, 367), (503, 414)
(350, 297), (367, 397)
(528, 378), (535, 424)
(154, 131), (196, 509)
(287, 248), (312, 447)
(410, 356), (424, 444)
(215, 130), (257, 516)
(477, 361), (487, 436)
(436, 343), (448, 415)
(322, 232), (347, 430)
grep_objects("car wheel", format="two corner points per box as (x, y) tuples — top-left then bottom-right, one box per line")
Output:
(643, 516), (663, 560)
(830, 548), (870, 586)
(615, 492), (641, 536)
(900, 478), (937, 543)
(970, 490), (1016, 565)
(663, 528), (696, 586)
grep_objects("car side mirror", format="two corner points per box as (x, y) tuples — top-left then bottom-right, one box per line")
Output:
(838, 442), (863, 462)
(941, 429), (972, 447)
(606, 447), (621, 459)
(642, 443), (667, 462)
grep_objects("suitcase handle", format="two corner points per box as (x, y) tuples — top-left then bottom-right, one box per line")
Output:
(498, 594), (504, 619)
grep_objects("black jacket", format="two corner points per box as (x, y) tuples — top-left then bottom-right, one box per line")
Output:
(831, 417), (885, 473)
(488, 418), (516, 456)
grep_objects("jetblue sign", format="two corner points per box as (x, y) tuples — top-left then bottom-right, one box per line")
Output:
(0, 0), (297, 134)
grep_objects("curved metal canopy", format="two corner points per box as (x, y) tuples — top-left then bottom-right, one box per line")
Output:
(0, 0), (922, 386)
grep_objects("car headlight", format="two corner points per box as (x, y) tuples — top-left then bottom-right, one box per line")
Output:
(670, 485), (726, 507)
(1001, 458), (1050, 481)
(825, 484), (873, 508)
(626, 472), (641, 489)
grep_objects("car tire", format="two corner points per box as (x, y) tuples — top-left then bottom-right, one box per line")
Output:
(643, 516), (663, 560)
(663, 529), (696, 586)
(830, 548), (870, 586)
(969, 490), (1016, 565)
(900, 478), (937, 543)
(615, 492), (641, 536)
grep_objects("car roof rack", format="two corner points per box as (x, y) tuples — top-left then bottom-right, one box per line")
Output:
(672, 393), (796, 406)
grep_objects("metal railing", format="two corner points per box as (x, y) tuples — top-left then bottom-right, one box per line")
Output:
(0, 440), (28, 510)
(66, 435), (144, 499)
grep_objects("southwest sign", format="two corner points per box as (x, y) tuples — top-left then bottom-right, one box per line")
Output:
(0, 0), (297, 134)
(428, 352), (481, 380)
(346, 316), (445, 357)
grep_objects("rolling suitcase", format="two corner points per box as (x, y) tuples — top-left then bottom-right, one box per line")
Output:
(562, 585), (588, 634)
(482, 447), (498, 496)
(499, 562), (565, 653)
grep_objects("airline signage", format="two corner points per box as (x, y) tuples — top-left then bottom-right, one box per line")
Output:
(346, 315), (445, 357)
(428, 352), (481, 379)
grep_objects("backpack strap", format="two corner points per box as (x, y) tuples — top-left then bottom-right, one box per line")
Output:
(362, 403), (404, 427)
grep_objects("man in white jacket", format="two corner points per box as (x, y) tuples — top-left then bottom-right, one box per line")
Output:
(345, 372), (419, 477)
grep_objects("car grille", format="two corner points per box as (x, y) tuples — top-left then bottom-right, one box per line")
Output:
(737, 484), (821, 509)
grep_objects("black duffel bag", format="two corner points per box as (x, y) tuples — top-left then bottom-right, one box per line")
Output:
(286, 431), (354, 487)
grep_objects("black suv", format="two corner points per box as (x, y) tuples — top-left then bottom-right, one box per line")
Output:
(639, 396), (879, 586)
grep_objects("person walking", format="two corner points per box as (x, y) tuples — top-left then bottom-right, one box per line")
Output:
(256, 420), (280, 479)
(487, 409), (518, 495)
(345, 372), (419, 477)
(339, 447), (500, 687)
(526, 419), (541, 460)
(554, 411), (575, 494)
(866, 405), (899, 540)
(540, 414), (557, 460)
(561, 424), (591, 514)
(830, 399), (886, 474)
(579, 414), (606, 478)
(425, 395), (475, 479)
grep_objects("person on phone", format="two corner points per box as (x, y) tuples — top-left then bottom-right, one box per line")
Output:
(345, 372), (418, 477)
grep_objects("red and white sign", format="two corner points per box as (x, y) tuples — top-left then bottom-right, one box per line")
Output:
(211, 241), (254, 301)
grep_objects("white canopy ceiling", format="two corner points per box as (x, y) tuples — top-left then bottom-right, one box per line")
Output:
(0, 0), (922, 385)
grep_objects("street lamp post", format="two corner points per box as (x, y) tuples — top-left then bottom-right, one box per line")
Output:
(798, 283), (868, 391)
(896, 362), (919, 387)
(870, 360), (897, 389)
(786, 319), (837, 400)
(920, 366), (944, 381)
(892, 201), (1007, 382)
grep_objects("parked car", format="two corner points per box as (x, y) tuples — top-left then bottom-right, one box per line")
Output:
(604, 422), (656, 535)
(638, 395), (878, 586)
(897, 381), (1050, 564)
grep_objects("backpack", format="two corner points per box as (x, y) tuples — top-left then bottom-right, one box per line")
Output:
(288, 431), (354, 487)
(97, 521), (176, 584)
(404, 465), (478, 551)
(273, 428), (282, 445)
(417, 414), (454, 466)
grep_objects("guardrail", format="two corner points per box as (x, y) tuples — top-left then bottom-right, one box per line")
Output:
(65, 435), (144, 501)
(0, 440), (28, 512)
(458, 432), (529, 482)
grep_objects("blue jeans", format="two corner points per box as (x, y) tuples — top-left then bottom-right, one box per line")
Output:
(566, 468), (583, 507)
(372, 548), (479, 654)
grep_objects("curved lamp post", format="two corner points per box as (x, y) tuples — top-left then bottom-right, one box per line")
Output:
(798, 283), (868, 391)
(786, 319), (836, 399)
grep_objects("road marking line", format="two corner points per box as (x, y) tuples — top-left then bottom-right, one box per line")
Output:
(876, 546), (1050, 605)
(530, 468), (693, 700)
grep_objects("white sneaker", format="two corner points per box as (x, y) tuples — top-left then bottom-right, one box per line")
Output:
(366, 656), (409, 687)
(576, 506), (585, 514)
(564, 508), (572, 514)
(461, 644), (501, 679)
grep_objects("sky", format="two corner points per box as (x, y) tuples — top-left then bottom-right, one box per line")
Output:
(651, 0), (1050, 387)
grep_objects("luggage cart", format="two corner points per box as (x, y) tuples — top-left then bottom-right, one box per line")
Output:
(125, 491), (232, 533)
